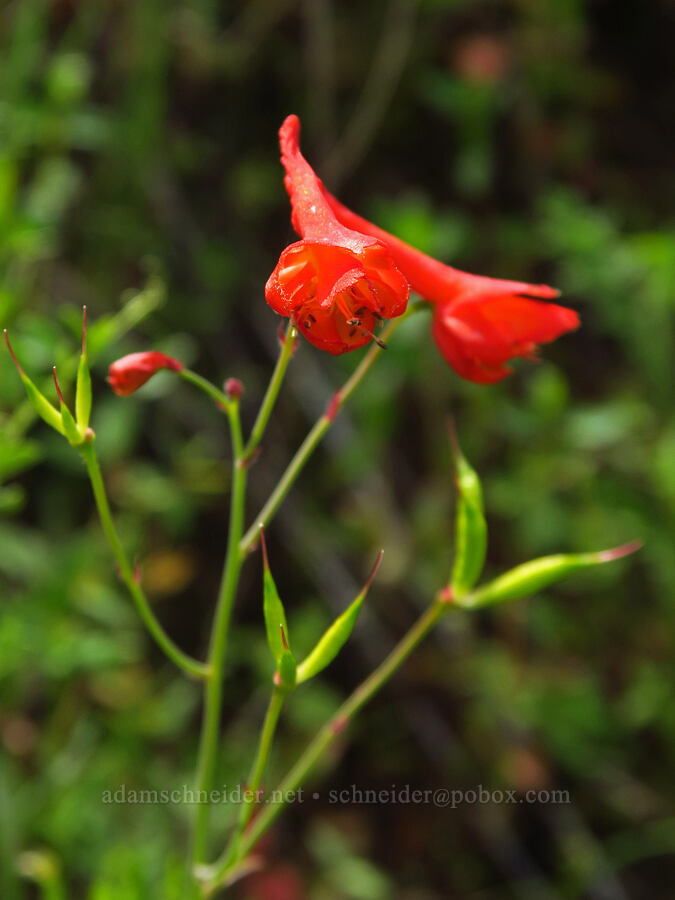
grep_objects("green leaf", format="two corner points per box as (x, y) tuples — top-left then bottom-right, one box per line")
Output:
(20, 373), (65, 436)
(60, 402), (84, 445)
(75, 308), (92, 430)
(260, 528), (291, 664)
(296, 595), (364, 684)
(296, 551), (383, 684)
(449, 427), (487, 596)
(263, 568), (291, 663)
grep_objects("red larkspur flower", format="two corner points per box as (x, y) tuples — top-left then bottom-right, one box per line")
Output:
(323, 191), (579, 383)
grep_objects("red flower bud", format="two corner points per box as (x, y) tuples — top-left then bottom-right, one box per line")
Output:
(225, 377), (244, 400)
(107, 351), (183, 396)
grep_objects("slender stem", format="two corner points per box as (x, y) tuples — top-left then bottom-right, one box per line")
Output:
(239, 308), (417, 555)
(204, 597), (448, 890)
(221, 687), (286, 869)
(79, 440), (209, 679)
(190, 401), (247, 868)
(179, 369), (232, 409)
(244, 324), (297, 460)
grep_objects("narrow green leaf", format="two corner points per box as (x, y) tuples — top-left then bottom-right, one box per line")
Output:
(458, 541), (642, 609)
(260, 527), (291, 664)
(60, 403), (83, 445)
(75, 306), (92, 429)
(263, 569), (291, 663)
(449, 426), (487, 596)
(296, 550), (383, 684)
(21, 375), (65, 435)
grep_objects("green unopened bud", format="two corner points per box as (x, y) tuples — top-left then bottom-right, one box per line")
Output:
(449, 424), (487, 596)
(75, 306), (92, 430)
(4, 330), (65, 435)
(297, 550), (383, 684)
(457, 541), (642, 609)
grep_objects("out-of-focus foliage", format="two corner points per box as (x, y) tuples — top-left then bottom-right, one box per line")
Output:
(1, 0), (673, 897)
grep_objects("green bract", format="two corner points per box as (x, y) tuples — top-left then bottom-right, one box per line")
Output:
(263, 566), (292, 666)
(449, 429), (487, 596)
(76, 309), (92, 430)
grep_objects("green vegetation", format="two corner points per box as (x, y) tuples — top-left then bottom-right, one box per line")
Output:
(1, 1), (673, 897)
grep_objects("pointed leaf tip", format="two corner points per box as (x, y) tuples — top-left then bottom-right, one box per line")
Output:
(81, 306), (87, 355)
(259, 524), (270, 571)
(4, 329), (24, 375)
(362, 549), (384, 595)
(597, 540), (643, 563)
(52, 367), (65, 405)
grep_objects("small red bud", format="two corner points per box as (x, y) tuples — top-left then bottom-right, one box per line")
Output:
(225, 377), (244, 400)
(107, 351), (183, 396)
(438, 585), (454, 604)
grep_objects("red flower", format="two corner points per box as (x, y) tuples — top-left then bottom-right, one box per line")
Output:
(266, 116), (409, 355)
(322, 188), (579, 383)
(107, 351), (183, 396)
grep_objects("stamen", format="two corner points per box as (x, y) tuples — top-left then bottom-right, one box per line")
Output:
(358, 326), (387, 350)
(335, 292), (356, 323)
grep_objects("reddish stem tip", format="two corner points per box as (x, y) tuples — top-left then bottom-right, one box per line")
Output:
(362, 549), (385, 594)
(259, 524), (270, 570)
(4, 329), (24, 375)
(325, 390), (343, 422)
(331, 715), (348, 736)
(52, 366), (65, 405)
(82, 306), (87, 354)
(280, 624), (289, 650)
(597, 539), (643, 563)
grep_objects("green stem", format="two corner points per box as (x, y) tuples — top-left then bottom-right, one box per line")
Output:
(204, 597), (448, 891)
(243, 325), (297, 460)
(179, 369), (232, 409)
(239, 308), (416, 555)
(190, 401), (247, 868)
(221, 686), (286, 869)
(79, 440), (209, 680)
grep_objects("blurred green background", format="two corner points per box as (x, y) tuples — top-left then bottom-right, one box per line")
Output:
(1, 0), (674, 897)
